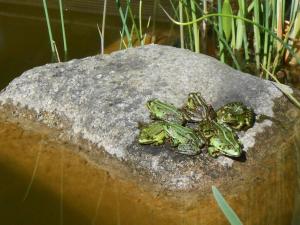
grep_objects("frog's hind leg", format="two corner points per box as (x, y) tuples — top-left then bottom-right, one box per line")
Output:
(175, 144), (201, 156)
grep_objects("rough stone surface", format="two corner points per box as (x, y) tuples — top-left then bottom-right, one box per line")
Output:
(0, 45), (297, 191)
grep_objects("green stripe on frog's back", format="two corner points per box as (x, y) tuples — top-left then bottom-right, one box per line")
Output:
(163, 122), (205, 154)
(212, 121), (239, 147)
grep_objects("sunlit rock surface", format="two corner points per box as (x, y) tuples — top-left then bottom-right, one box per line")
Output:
(0, 44), (299, 191)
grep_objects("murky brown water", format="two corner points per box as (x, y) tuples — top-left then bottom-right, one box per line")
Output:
(0, 2), (179, 90)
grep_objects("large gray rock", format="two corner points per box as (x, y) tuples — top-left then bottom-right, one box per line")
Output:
(0, 45), (299, 193)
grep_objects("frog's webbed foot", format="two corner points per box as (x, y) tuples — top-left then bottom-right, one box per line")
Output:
(208, 147), (220, 158)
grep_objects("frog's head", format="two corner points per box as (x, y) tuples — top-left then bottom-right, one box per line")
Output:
(216, 102), (255, 130)
(185, 92), (217, 121)
(146, 99), (185, 124)
(146, 99), (160, 113)
(208, 121), (242, 158)
(138, 121), (167, 145)
(186, 92), (207, 110)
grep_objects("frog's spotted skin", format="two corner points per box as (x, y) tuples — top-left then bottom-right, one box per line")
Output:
(138, 121), (167, 145)
(163, 122), (205, 156)
(146, 99), (186, 124)
(182, 92), (216, 122)
(216, 102), (255, 131)
(198, 120), (242, 158)
(140, 95), (253, 158)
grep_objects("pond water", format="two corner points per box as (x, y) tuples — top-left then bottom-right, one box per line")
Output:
(1, 2), (300, 225)
(0, 2), (177, 90)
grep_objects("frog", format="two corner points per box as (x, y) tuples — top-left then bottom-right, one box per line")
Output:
(182, 92), (217, 122)
(138, 121), (168, 145)
(198, 120), (242, 158)
(216, 102), (255, 131)
(163, 122), (205, 155)
(146, 99), (186, 124)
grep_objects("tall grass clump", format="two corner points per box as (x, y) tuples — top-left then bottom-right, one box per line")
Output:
(160, 0), (300, 77)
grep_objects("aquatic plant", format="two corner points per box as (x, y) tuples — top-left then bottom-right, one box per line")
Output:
(58, 0), (67, 54)
(42, 0), (68, 60)
(115, 0), (148, 49)
(42, 0), (55, 53)
(212, 186), (243, 225)
(98, 0), (107, 54)
(161, 0), (300, 78)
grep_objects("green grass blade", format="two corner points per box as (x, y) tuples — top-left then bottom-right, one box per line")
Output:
(289, 11), (300, 47)
(183, 0), (194, 51)
(231, 14), (236, 48)
(262, 0), (270, 70)
(100, 0), (107, 54)
(290, 0), (299, 22)
(253, 0), (261, 70)
(139, 0), (144, 45)
(179, 0), (184, 48)
(190, 0), (200, 53)
(213, 24), (241, 70)
(119, 0), (130, 50)
(267, 0), (276, 73)
(128, 6), (142, 44)
(222, 0), (233, 41)
(237, 0), (249, 60)
(42, 0), (55, 53)
(58, 0), (67, 54)
(276, 0), (283, 51)
(212, 186), (243, 225)
(116, 0), (132, 47)
(236, 10), (243, 49)
(218, 0), (225, 62)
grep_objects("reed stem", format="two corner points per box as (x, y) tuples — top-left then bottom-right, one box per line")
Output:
(179, 0), (184, 48)
(42, 0), (55, 53)
(190, 0), (200, 53)
(116, 0), (132, 47)
(58, 0), (67, 54)
(101, 0), (107, 54)
(218, 0), (225, 62)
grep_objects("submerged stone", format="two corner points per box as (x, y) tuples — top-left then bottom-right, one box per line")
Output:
(0, 45), (299, 195)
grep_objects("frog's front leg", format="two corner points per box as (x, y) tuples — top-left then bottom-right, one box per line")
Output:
(208, 146), (221, 158)
(232, 122), (244, 130)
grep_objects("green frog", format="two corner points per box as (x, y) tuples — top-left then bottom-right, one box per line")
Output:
(216, 102), (255, 131)
(138, 121), (168, 145)
(182, 92), (216, 122)
(146, 99), (186, 124)
(163, 122), (205, 155)
(198, 120), (242, 157)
